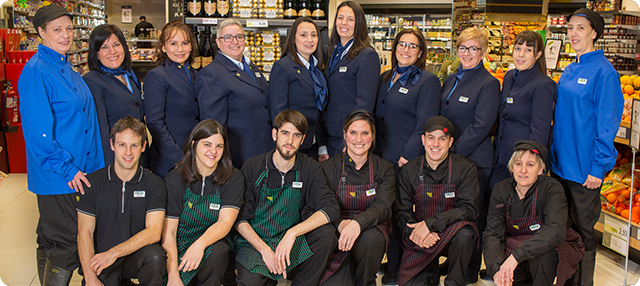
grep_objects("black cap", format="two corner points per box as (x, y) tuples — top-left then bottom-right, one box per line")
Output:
(139, 15), (146, 20)
(567, 8), (604, 41)
(33, 4), (73, 32)
(513, 140), (548, 165)
(423, 116), (454, 136)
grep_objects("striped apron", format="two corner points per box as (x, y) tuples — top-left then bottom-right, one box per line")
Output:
(319, 154), (392, 284)
(504, 186), (584, 286)
(235, 167), (314, 280)
(399, 157), (478, 286)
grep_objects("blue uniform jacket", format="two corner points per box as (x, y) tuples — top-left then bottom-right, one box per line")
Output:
(494, 65), (556, 168)
(269, 54), (324, 152)
(196, 54), (273, 168)
(83, 70), (146, 166)
(324, 47), (380, 151)
(551, 50), (624, 183)
(440, 63), (500, 169)
(375, 69), (441, 164)
(144, 60), (199, 178)
(18, 44), (104, 195)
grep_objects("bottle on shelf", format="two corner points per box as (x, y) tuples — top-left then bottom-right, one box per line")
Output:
(201, 26), (214, 68)
(297, 0), (311, 17)
(217, 0), (231, 17)
(311, 0), (324, 20)
(187, 0), (203, 17)
(203, 0), (217, 17)
(192, 25), (202, 70)
(283, 0), (297, 19)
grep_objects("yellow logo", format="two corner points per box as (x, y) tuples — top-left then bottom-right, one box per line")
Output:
(236, 73), (241, 76)
(427, 192), (432, 197)
(297, 70), (300, 73)
(188, 202), (193, 208)
(350, 192), (355, 197)
(76, 195), (79, 202)
(267, 196), (273, 201)
(513, 225), (519, 230)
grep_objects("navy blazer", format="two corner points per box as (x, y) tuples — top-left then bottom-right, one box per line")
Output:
(440, 64), (500, 169)
(269, 54), (324, 152)
(144, 60), (199, 178)
(494, 65), (556, 167)
(83, 70), (145, 166)
(324, 47), (380, 150)
(375, 69), (441, 164)
(196, 54), (273, 168)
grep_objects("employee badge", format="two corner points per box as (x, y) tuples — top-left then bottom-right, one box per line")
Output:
(210, 203), (221, 210)
(444, 192), (455, 198)
(399, 87), (409, 94)
(578, 78), (587, 85)
(529, 224), (541, 231)
(292, 182), (303, 188)
(133, 191), (145, 198)
(506, 97), (514, 104)
(339, 67), (347, 72)
(255, 72), (261, 78)
(366, 189), (376, 196)
(459, 96), (469, 103)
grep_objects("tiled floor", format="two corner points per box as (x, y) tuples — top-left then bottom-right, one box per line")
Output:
(1, 173), (639, 286)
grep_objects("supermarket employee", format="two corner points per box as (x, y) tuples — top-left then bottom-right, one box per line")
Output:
(235, 109), (339, 285)
(196, 19), (272, 168)
(550, 8), (623, 286)
(395, 116), (479, 286)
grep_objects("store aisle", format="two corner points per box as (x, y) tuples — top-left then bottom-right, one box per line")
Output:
(0, 173), (638, 286)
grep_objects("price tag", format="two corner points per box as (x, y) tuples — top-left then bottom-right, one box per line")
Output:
(202, 18), (218, 24)
(602, 214), (629, 256)
(246, 19), (268, 28)
(617, 126), (627, 139)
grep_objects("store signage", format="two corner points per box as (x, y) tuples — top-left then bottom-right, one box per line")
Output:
(603, 214), (629, 256)
(169, 0), (184, 22)
(486, 0), (543, 14)
(122, 5), (132, 24)
(202, 18), (218, 24)
(544, 39), (562, 70)
(246, 20), (268, 28)
(632, 99), (640, 149)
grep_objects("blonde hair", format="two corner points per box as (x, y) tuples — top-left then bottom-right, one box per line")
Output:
(507, 149), (545, 173)
(456, 27), (489, 51)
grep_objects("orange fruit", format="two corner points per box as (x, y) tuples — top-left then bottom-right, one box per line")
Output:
(622, 188), (631, 200)
(607, 193), (619, 203)
(631, 212), (640, 223)
(621, 75), (630, 85)
(621, 209), (630, 219)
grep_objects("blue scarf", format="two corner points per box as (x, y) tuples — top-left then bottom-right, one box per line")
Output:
(395, 65), (421, 87)
(100, 64), (141, 91)
(328, 38), (354, 73)
(307, 56), (328, 111)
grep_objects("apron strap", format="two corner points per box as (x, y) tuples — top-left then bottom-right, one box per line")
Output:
(340, 153), (373, 185)
(419, 157), (425, 182)
(447, 156), (452, 184)
(531, 185), (539, 217)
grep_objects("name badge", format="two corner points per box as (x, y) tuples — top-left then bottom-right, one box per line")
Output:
(210, 203), (221, 210)
(292, 182), (303, 188)
(133, 191), (145, 198)
(255, 72), (261, 78)
(459, 96), (469, 103)
(339, 67), (347, 72)
(444, 192), (455, 198)
(506, 97), (514, 104)
(399, 87), (409, 94)
(578, 78), (587, 85)
(366, 189), (376, 196)
(529, 224), (541, 231)
(141, 92), (144, 100)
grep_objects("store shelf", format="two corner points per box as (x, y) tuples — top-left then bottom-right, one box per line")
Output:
(606, 24), (640, 31)
(185, 17), (328, 27)
(549, 24), (567, 29)
(560, 52), (577, 57)
(69, 0), (104, 9)
(69, 48), (88, 54)
(603, 38), (637, 43)
(71, 12), (103, 20)
(127, 37), (159, 43)
(618, 71), (638, 75)
(605, 53), (636, 59)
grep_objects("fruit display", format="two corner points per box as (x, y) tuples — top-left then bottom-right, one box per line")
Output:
(601, 146), (640, 224)
(619, 75), (640, 122)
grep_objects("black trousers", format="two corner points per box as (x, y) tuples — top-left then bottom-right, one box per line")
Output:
(467, 167), (492, 279)
(36, 193), (80, 271)
(236, 224), (338, 286)
(82, 244), (166, 286)
(405, 226), (477, 286)
(320, 227), (386, 286)
(512, 250), (559, 286)
(552, 173), (601, 251)
(187, 240), (230, 286)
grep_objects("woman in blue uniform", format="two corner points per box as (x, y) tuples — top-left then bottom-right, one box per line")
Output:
(84, 24), (146, 167)
(144, 20), (199, 178)
(162, 120), (244, 286)
(18, 5), (104, 284)
(319, 110), (395, 286)
(489, 31), (556, 191)
(375, 28), (440, 168)
(269, 17), (327, 160)
(196, 19), (272, 167)
(324, 1), (380, 157)
(439, 26), (500, 282)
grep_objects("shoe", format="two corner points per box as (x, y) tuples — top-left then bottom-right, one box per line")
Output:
(378, 262), (388, 275)
(221, 270), (237, 286)
(42, 260), (72, 286)
(479, 269), (493, 281)
(36, 249), (47, 285)
(381, 272), (399, 285)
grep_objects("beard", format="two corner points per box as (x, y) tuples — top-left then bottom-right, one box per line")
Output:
(276, 143), (298, 160)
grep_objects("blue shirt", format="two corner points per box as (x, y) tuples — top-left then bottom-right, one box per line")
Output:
(551, 50), (623, 183)
(18, 44), (104, 195)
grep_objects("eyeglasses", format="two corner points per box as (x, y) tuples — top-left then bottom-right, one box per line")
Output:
(458, 45), (481, 55)
(398, 41), (419, 52)
(219, 34), (246, 43)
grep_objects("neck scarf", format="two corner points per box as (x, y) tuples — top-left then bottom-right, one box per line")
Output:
(328, 38), (354, 73)
(100, 64), (141, 91)
(307, 56), (328, 111)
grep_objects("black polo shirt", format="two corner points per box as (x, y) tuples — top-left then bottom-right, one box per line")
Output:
(77, 165), (166, 253)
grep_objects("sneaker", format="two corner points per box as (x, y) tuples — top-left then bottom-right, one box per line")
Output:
(381, 272), (399, 285)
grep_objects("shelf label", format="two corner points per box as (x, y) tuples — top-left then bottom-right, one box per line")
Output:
(246, 19), (268, 28)
(619, 126), (628, 139)
(631, 98), (640, 149)
(603, 215), (629, 257)
(202, 18), (218, 24)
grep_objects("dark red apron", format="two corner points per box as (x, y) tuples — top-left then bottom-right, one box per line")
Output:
(319, 154), (392, 284)
(398, 157), (478, 286)
(504, 186), (584, 286)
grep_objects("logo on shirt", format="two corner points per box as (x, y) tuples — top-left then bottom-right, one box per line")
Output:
(350, 192), (356, 197)
(578, 78), (587, 85)
(267, 196), (273, 201)
(366, 189), (376, 196)
(444, 192), (455, 199)
(210, 203), (221, 210)
(513, 225), (520, 230)
(76, 195), (80, 202)
(255, 72), (261, 78)
(133, 191), (145, 198)
(427, 192), (433, 197)
(188, 201), (193, 208)
(530, 224), (541, 231)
